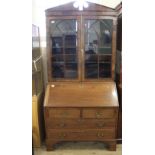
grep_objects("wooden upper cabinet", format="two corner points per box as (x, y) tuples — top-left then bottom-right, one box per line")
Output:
(45, 1), (117, 82)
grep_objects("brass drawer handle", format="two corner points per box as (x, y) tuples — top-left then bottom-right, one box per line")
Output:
(96, 123), (105, 127)
(59, 123), (66, 127)
(59, 133), (67, 138)
(96, 112), (102, 118)
(97, 132), (104, 137)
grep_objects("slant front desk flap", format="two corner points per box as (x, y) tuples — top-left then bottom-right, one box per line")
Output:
(44, 82), (119, 107)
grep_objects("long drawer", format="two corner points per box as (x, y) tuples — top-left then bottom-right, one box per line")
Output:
(82, 108), (116, 119)
(46, 119), (116, 129)
(46, 129), (116, 140)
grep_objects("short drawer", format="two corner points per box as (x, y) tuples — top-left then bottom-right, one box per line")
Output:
(82, 108), (116, 119)
(47, 129), (115, 140)
(46, 108), (80, 119)
(46, 119), (116, 129)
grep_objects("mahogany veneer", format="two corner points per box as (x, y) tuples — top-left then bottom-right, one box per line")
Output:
(44, 1), (119, 151)
(44, 82), (119, 151)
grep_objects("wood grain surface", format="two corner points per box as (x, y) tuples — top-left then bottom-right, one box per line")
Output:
(44, 82), (119, 107)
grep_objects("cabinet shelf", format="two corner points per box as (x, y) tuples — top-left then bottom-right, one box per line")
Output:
(99, 62), (111, 64)
(52, 47), (76, 48)
(52, 47), (63, 49)
(53, 62), (77, 63)
(65, 47), (77, 48)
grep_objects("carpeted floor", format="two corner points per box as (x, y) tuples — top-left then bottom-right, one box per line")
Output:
(34, 142), (122, 155)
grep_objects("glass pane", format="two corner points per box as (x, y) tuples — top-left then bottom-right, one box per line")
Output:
(52, 62), (64, 78)
(50, 20), (77, 36)
(85, 54), (98, 63)
(50, 19), (78, 79)
(65, 54), (77, 62)
(65, 35), (76, 47)
(65, 34), (76, 54)
(65, 47), (76, 54)
(99, 55), (111, 63)
(98, 47), (112, 54)
(52, 55), (64, 62)
(65, 63), (77, 78)
(84, 19), (112, 55)
(85, 63), (98, 78)
(99, 63), (111, 78)
(51, 37), (63, 54)
(84, 19), (112, 79)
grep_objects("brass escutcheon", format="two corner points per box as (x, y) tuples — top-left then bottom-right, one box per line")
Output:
(96, 123), (105, 127)
(96, 111), (102, 118)
(59, 123), (66, 127)
(97, 132), (104, 137)
(59, 133), (67, 138)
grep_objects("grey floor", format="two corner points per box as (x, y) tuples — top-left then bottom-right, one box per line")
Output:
(34, 142), (122, 155)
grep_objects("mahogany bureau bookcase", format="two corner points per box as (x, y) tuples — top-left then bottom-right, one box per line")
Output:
(44, 1), (119, 151)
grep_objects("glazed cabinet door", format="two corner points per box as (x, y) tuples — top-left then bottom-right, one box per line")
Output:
(47, 16), (117, 82)
(82, 17), (116, 80)
(47, 17), (81, 81)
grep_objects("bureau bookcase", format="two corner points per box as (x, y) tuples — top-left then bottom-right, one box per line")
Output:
(44, 1), (119, 151)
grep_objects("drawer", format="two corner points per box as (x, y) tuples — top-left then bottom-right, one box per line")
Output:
(46, 119), (116, 129)
(82, 108), (116, 119)
(47, 129), (115, 140)
(46, 108), (80, 119)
